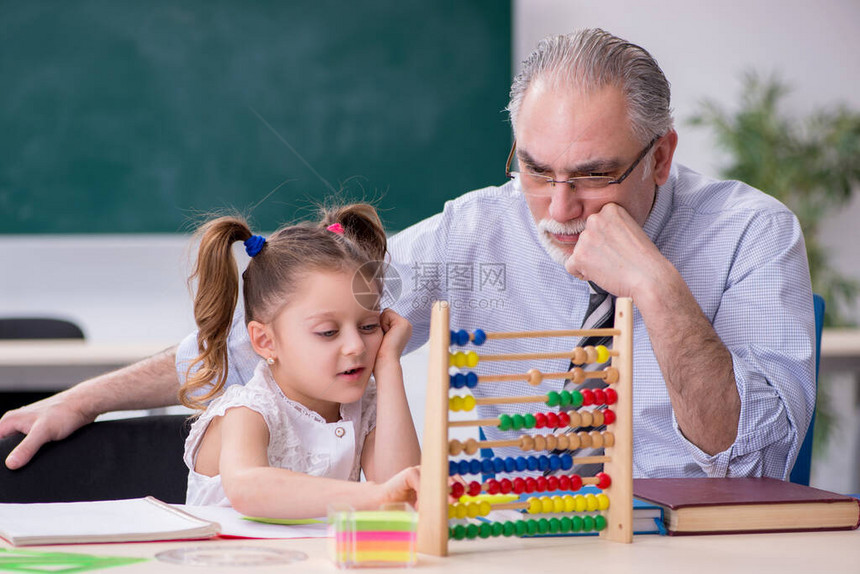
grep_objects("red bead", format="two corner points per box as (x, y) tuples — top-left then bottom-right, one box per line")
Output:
(545, 412), (559, 428)
(536, 476), (548, 492)
(547, 476), (559, 492)
(468, 481), (483, 497)
(558, 411), (570, 427)
(581, 389), (595, 406)
(534, 412), (547, 429)
(593, 388), (606, 405)
(513, 477), (526, 494)
(558, 475), (571, 490)
(525, 477), (537, 493)
(604, 388), (618, 405)
(500, 479), (513, 494)
(486, 479), (500, 495)
(596, 472), (612, 489)
(602, 408), (616, 425)
(450, 481), (465, 499)
(569, 474), (583, 491)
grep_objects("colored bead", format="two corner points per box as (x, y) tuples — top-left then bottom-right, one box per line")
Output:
(498, 414), (512, 431)
(560, 517), (572, 533)
(448, 439), (463, 456)
(455, 329), (469, 346)
(572, 347), (587, 365)
(486, 479), (500, 495)
(515, 456), (528, 471)
(452, 524), (466, 540)
(597, 494), (610, 511)
(552, 496), (564, 513)
(527, 368), (542, 386)
(558, 411), (570, 427)
(546, 391), (561, 407)
(585, 494), (598, 512)
(593, 388), (606, 405)
(448, 505), (455, 520)
(545, 434), (557, 451)
(526, 520), (538, 536)
(584, 346), (598, 363)
(559, 390), (572, 407)
(574, 495), (587, 512)
(524, 414), (536, 429)
(450, 481), (465, 499)
(469, 459), (481, 475)
(479, 501), (492, 517)
(519, 435), (535, 454)
(472, 329), (487, 346)
(527, 457), (538, 471)
(453, 352), (467, 368)
(580, 411), (593, 427)
(463, 395), (476, 411)
(591, 409), (605, 427)
(528, 498), (542, 514)
(493, 458), (505, 473)
(603, 366), (619, 384)
(564, 495), (576, 513)
(545, 412), (559, 428)
(560, 453), (573, 470)
(467, 503), (480, 518)
(457, 460), (469, 475)
(512, 414), (525, 430)
(604, 388), (618, 405)
(569, 367), (586, 384)
(582, 515), (595, 532)
(548, 455), (561, 471)
(464, 438), (479, 456)
(455, 504), (467, 519)
(449, 330), (455, 346)
(534, 412), (547, 428)
(595, 345), (610, 363)
(581, 389), (595, 406)
(541, 496), (553, 513)
(466, 524), (479, 539)
(524, 477), (537, 493)
(533, 435), (546, 452)
(570, 390), (584, 408)
(466, 372), (479, 388)
(515, 520), (528, 536)
(555, 434), (569, 450)
(491, 521), (504, 537)
(481, 459), (493, 474)
(468, 480), (482, 497)
(558, 475), (570, 491)
(537, 519), (549, 534)
(503, 521), (516, 537)
(499, 478), (513, 494)
(571, 516), (583, 532)
(547, 476), (559, 491)
(504, 457), (516, 473)
(602, 408), (616, 425)
(594, 515), (607, 531)
(449, 374), (461, 388)
(549, 518), (560, 534)
(536, 476), (547, 492)
(513, 477), (526, 494)
(569, 474), (583, 491)
(538, 455), (549, 471)
(449, 396), (463, 411)
(596, 472), (611, 489)
(466, 351), (479, 368)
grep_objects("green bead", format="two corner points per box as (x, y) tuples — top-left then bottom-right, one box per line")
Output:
(571, 516), (583, 532)
(537, 518), (549, 534)
(498, 414), (512, 431)
(559, 517), (572, 533)
(526, 520), (538, 536)
(452, 524), (466, 540)
(515, 520), (528, 537)
(503, 521), (516, 537)
(546, 391), (561, 407)
(583, 515), (595, 532)
(512, 414), (525, 430)
(491, 522), (504, 537)
(549, 518), (560, 534)
(524, 414), (536, 429)
(559, 390), (573, 407)
(594, 515), (607, 531)
(570, 390), (584, 408)
(466, 524), (479, 539)
(479, 522), (492, 539)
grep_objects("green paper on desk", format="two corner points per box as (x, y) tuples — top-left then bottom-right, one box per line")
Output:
(0, 548), (146, 573)
(242, 516), (325, 526)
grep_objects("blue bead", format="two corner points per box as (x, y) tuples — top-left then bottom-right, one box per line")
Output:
(449, 375), (457, 389)
(560, 453), (573, 470)
(481, 459), (494, 474)
(449, 330), (455, 345)
(549, 455), (561, 471)
(472, 329), (487, 346)
(504, 457), (516, 473)
(515, 457), (528, 471)
(538, 456), (549, 471)
(452, 374), (465, 389)
(458, 460), (470, 475)
(456, 329), (470, 346)
(449, 461), (458, 476)
(493, 458), (505, 473)
(465, 372), (479, 389)
(527, 457), (538, 471)
(470, 459), (482, 475)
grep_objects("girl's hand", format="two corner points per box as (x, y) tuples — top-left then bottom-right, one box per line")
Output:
(375, 309), (413, 365)
(379, 465), (420, 507)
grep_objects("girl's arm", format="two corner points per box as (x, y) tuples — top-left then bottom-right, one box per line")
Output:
(218, 406), (419, 519)
(361, 309), (421, 483)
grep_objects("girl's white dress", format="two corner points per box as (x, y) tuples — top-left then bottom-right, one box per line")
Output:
(183, 360), (377, 506)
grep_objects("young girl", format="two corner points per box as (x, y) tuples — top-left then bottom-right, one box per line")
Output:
(179, 204), (421, 518)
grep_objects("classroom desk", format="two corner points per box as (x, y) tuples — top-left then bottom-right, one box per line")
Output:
(2, 529), (859, 573)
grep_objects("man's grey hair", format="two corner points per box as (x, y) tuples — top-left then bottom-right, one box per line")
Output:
(507, 29), (674, 146)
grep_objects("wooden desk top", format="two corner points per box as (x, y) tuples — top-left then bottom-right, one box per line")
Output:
(0, 340), (171, 366)
(2, 529), (858, 573)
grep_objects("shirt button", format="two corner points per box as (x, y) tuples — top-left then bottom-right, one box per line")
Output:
(335, 427), (345, 438)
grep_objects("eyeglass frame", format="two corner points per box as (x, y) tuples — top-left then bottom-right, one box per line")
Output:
(505, 135), (659, 191)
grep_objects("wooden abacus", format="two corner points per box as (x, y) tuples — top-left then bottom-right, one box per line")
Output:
(416, 298), (634, 556)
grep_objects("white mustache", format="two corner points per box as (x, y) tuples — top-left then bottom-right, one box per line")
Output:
(537, 218), (587, 235)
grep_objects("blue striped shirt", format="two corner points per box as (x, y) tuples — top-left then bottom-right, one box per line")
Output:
(176, 163), (815, 479)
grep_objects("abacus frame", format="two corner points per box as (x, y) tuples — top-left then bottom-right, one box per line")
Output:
(416, 298), (634, 556)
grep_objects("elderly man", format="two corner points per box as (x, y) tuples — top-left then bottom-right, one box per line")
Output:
(2, 29), (814, 479)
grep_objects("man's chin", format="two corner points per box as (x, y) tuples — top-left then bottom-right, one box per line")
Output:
(537, 232), (574, 267)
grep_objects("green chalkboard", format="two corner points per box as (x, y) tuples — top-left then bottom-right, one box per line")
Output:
(0, 1), (511, 233)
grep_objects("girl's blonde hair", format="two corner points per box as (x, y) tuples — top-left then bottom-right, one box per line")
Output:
(179, 203), (387, 410)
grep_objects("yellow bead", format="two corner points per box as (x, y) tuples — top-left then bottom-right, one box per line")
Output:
(552, 496), (564, 513)
(574, 495), (587, 513)
(541, 496), (553, 514)
(454, 352), (467, 368)
(455, 504), (467, 519)
(448, 353), (455, 367)
(466, 351), (479, 367)
(563, 495), (576, 513)
(448, 505), (456, 519)
(597, 494), (610, 510)
(467, 503), (480, 518)
(595, 345), (610, 364)
(528, 498), (542, 514)
(585, 494), (598, 512)
(479, 501), (492, 517)
(450, 396), (463, 412)
(463, 395), (476, 412)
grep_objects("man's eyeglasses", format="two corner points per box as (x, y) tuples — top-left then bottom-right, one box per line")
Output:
(505, 136), (658, 198)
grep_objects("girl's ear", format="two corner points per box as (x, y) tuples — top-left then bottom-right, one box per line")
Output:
(247, 320), (275, 358)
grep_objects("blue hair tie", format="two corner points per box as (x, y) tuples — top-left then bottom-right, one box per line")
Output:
(244, 234), (266, 257)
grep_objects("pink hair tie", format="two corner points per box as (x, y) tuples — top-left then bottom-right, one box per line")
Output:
(326, 223), (345, 235)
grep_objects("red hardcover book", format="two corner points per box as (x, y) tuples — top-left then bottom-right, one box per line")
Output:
(632, 477), (860, 536)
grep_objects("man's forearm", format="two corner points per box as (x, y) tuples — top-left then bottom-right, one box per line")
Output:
(636, 269), (740, 455)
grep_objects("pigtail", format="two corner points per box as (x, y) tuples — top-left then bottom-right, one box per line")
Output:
(322, 203), (387, 262)
(180, 216), (253, 410)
